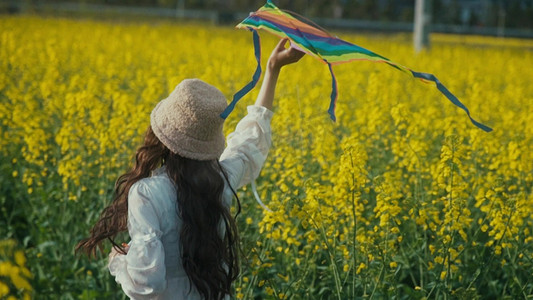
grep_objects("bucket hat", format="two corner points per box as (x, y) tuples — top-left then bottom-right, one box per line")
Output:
(150, 79), (227, 160)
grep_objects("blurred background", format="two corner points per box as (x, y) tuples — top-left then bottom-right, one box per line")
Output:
(2, 0), (533, 299)
(2, 0), (533, 38)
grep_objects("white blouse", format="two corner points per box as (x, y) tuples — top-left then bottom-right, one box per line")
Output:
(108, 105), (273, 299)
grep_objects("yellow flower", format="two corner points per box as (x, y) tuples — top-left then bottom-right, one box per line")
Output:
(0, 281), (9, 297)
(0, 262), (13, 276)
(277, 273), (289, 282)
(265, 287), (274, 296)
(440, 271), (447, 281)
(11, 273), (32, 291)
(356, 263), (366, 274)
(14, 250), (26, 267)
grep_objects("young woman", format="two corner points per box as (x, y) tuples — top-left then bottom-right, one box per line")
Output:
(76, 38), (304, 299)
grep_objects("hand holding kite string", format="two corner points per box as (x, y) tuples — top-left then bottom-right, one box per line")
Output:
(221, 0), (493, 132)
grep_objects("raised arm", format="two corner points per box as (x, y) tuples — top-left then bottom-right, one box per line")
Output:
(219, 39), (304, 191)
(255, 38), (305, 110)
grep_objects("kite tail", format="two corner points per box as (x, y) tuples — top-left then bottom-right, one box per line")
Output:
(327, 62), (338, 122)
(220, 28), (262, 119)
(411, 71), (493, 132)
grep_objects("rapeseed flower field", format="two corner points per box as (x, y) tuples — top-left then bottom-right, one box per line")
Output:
(1, 15), (532, 299)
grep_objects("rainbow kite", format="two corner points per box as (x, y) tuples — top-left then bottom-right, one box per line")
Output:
(220, 0), (492, 132)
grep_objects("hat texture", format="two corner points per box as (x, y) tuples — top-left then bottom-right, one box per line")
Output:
(150, 79), (227, 160)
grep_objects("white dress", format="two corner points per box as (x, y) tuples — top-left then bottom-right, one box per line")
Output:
(108, 105), (273, 299)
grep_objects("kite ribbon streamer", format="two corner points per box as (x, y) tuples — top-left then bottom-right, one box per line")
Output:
(327, 63), (338, 122)
(220, 28), (262, 119)
(411, 71), (493, 132)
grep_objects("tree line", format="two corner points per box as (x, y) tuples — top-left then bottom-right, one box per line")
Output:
(17, 0), (533, 29)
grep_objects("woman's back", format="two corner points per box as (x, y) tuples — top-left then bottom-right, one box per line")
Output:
(77, 39), (304, 300)
(109, 106), (274, 299)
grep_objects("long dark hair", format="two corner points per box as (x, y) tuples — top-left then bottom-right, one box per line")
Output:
(76, 126), (240, 299)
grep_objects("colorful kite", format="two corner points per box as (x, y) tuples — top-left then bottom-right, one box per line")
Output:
(220, 0), (492, 132)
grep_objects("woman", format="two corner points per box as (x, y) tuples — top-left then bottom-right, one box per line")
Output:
(76, 38), (304, 299)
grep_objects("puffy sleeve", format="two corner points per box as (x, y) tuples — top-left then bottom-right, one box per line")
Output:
(108, 180), (167, 299)
(219, 105), (273, 190)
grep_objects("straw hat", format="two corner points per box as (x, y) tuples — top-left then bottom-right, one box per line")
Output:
(150, 79), (227, 160)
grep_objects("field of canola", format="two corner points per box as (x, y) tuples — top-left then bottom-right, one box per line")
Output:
(1, 15), (532, 299)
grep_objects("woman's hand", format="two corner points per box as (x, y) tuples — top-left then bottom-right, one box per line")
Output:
(255, 38), (305, 110)
(109, 243), (129, 259)
(267, 38), (305, 72)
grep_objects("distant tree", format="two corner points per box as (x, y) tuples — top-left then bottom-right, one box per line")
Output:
(486, 1), (500, 27)
(432, 0), (443, 23)
(400, 6), (414, 22)
(383, 0), (395, 21)
(471, 11), (480, 26)
(506, 0), (533, 28)
(342, 0), (380, 20)
(342, 0), (360, 19)
(361, 0), (378, 19)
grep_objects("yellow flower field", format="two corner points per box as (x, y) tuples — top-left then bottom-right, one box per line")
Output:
(1, 15), (532, 299)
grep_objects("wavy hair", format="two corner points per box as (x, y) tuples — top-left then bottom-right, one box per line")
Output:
(76, 126), (240, 299)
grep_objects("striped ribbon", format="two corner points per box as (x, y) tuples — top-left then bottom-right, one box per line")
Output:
(220, 28), (262, 119)
(411, 71), (493, 132)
